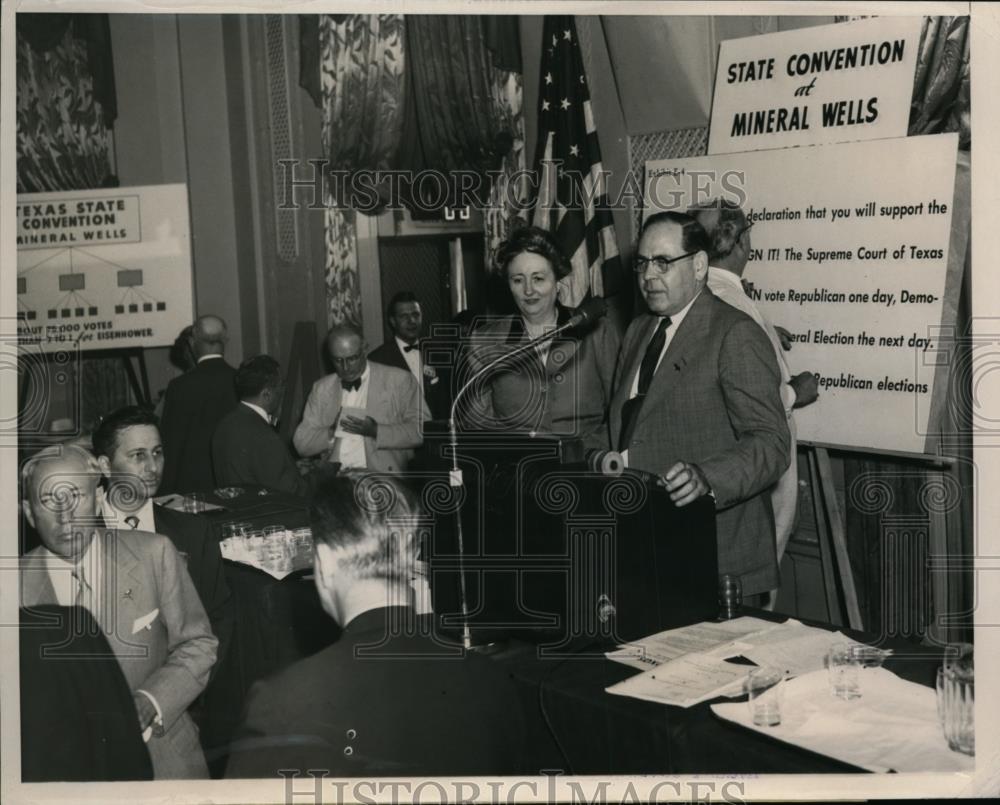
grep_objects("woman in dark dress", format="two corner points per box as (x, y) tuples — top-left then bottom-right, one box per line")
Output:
(461, 226), (620, 448)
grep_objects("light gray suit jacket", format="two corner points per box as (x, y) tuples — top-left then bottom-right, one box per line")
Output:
(608, 290), (790, 595)
(20, 529), (218, 779)
(293, 361), (429, 473)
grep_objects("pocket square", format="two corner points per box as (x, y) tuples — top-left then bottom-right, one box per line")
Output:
(132, 608), (159, 634)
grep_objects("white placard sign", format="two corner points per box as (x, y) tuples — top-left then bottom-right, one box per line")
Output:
(644, 134), (959, 456)
(708, 16), (920, 155)
(16, 184), (193, 351)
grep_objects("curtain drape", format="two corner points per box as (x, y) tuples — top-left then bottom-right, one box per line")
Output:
(396, 16), (516, 216)
(16, 15), (116, 193)
(484, 61), (527, 261)
(909, 16), (970, 148)
(319, 14), (406, 327)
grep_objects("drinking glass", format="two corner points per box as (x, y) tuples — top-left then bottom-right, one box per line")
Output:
(746, 667), (784, 727)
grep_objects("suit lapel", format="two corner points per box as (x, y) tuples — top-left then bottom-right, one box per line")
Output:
(638, 292), (714, 424)
(103, 530), (145, 631)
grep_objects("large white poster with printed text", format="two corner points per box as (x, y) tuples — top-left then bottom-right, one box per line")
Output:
(644, 134), (961, 456)
(16, 183), (193, 351)
(709, 16), (920, 155)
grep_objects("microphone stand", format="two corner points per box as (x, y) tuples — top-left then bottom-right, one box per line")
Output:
(447, 312), (599, 650)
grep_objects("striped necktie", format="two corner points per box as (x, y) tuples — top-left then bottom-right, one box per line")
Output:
(72, 565), (92, 611)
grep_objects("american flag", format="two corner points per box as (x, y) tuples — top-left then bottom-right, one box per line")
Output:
(531, 16), (622, 306)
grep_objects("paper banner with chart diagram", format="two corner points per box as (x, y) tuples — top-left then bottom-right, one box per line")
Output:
(16, 183), (193, 351)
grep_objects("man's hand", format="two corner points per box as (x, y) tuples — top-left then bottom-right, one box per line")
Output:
(774, 325), (794, 351)
(658, 461), (711, 507)
(341, 415), (378, 438)
(790, 371), (819, 408)
(134, 693), (157, 731)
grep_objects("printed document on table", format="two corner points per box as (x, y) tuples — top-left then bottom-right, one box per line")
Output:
(739, 622), (860, 677)
(606, 616), (781, 671)
(606, 653), (750, 708)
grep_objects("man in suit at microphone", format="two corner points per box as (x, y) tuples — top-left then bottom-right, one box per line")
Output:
(294, 324), (429, 473)
(608, 211), (790, 599)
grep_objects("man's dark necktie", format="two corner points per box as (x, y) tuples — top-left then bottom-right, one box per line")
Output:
(618, 316), (671, 452)
(403, 341), (419, 353)
(342, 378), (361, 392)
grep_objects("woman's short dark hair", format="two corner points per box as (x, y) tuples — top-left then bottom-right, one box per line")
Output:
(494, 225), (572, 280)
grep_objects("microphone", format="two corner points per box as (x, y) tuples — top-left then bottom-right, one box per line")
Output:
(585, 449), (660, 486)
(446, 298), (609, 649)
(449, 298), (609, 448)
(564, 296), (608, 330)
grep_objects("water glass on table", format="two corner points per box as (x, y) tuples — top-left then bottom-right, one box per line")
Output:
(746, 667), (785, 727)
(936, 643), (974, 756)
(183, 492), (206, 514)
(825, 642), (862, 700)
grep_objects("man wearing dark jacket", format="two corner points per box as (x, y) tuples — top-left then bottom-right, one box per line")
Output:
(225, 471), (524, 778)
(159, 315), (238, 494)
(93, 406), (234, 666)
(211, 355), (310, 497)
(369, 291), (448, 420)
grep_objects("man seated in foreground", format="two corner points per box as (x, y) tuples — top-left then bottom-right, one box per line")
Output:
(225, 471), (524, 778)
(19, 444), (218, 778)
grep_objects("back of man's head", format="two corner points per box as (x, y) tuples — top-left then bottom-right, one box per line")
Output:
(689, 199), (749, 274)
(92, 406), (159, 460)
(309, 471), (420, 585)
(192, 315), (229, 358)
(235, 354), (282, 402)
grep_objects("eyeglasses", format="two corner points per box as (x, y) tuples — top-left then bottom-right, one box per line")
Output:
(633, 251), (698, 276)
(331, 351), (365, 367)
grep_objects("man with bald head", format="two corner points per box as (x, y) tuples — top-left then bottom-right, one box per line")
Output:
(20, 444), (218, 778)
(691, 200), (819, 601)
(293, 324), (428, 473)
(608, 211), (790, 599)
(159, 314), (239, 493)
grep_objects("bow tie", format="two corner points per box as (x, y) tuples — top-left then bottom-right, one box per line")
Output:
(741, 278), (755, 296)
(403, 341), (420, 353)
(342, 378), (361, 392)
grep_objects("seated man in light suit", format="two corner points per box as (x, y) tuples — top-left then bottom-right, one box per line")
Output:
(19, 444), (218, 779)
(293, 324), (428, 473)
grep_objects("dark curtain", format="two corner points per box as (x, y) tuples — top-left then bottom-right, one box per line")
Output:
(300, 14), (520, 216)
(396, 16), (517, 216)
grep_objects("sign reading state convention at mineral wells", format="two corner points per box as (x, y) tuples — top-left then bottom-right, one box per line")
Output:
(709, 16), (921, 155)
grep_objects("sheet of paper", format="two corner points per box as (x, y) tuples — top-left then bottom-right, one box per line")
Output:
(335, 406), (368, 437)
(739, 624), (860, 677)
(606, 616), (780, 671)
(606, 654), (750, 708)
(711, 667), (974, 773)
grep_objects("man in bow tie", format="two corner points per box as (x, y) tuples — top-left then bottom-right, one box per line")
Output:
(608, 211), (790, 600)
(369, 291), (448, 420)
(294, 324), (428, 474)
(93, 406), (233, 670)
(19, 444), (218, 778)
(211, 354), (311, 497)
